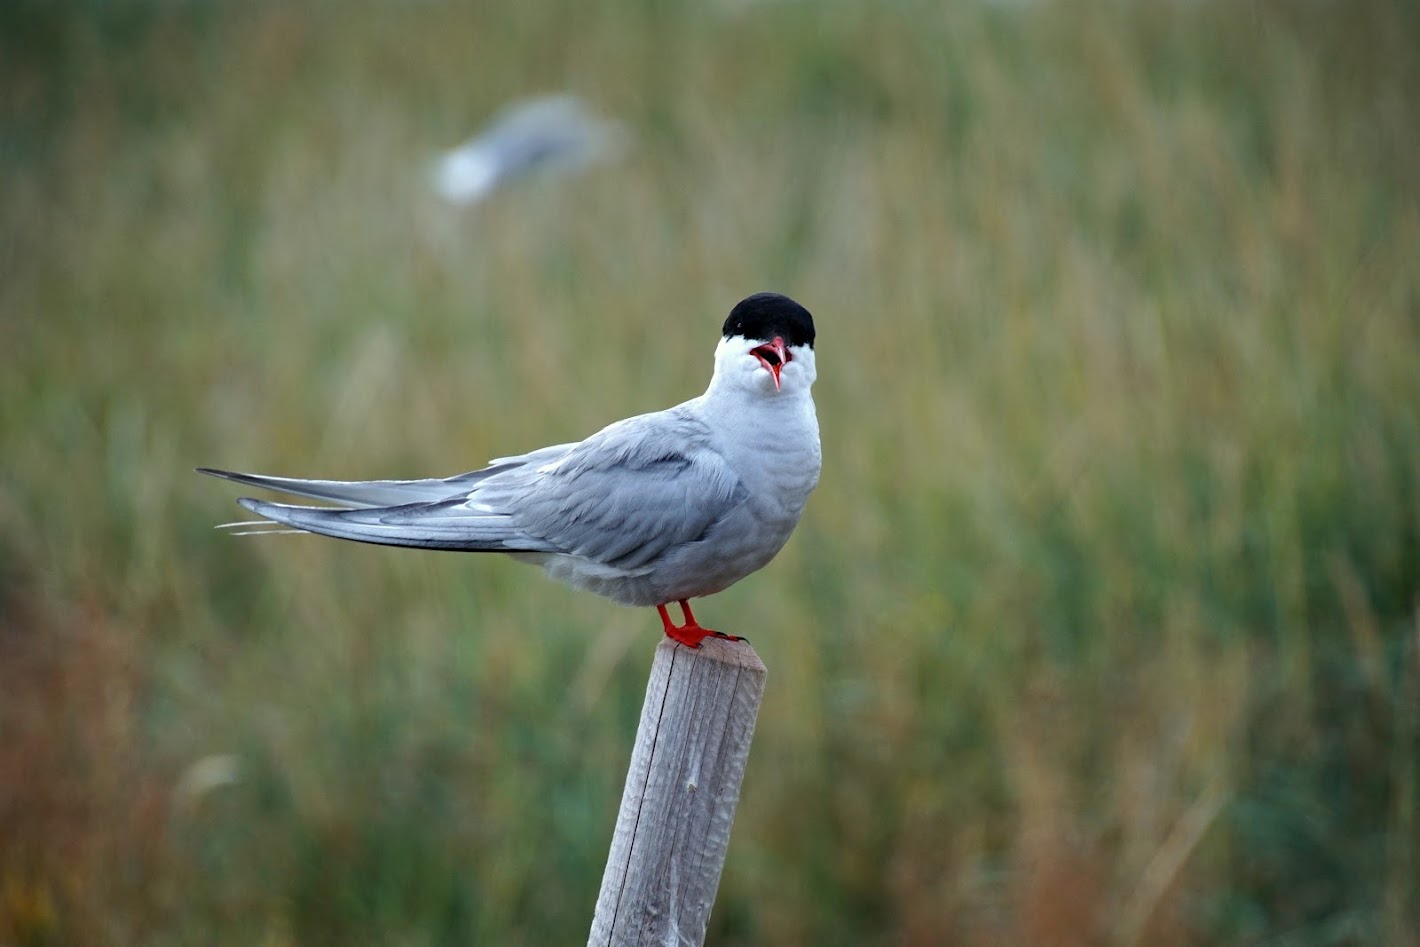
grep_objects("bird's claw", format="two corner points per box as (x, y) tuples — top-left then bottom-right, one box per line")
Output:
(658, 602), (746, 648)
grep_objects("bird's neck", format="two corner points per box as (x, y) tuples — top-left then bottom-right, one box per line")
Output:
(695, 380), (818, 443)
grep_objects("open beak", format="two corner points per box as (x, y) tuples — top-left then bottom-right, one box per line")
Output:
(750, 337), (790, 391)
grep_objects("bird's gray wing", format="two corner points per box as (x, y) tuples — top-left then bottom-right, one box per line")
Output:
(468, 409), (749, 570)
(232, 495), (561, 552)
(197, 443), (578, 508)
(204, 412), (745, 566)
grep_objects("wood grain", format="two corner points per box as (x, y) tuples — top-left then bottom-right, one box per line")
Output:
(588, 637), (768, 947)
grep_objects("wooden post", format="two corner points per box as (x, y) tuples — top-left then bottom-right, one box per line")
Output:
(588, 637), (768, 947)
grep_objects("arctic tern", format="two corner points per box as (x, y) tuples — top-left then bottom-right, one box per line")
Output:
(200, 292), (820, 647)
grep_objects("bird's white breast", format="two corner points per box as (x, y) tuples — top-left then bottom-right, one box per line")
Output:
(663, 384), (821, 599)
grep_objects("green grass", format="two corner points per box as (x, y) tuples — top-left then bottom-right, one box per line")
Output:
(2, 1), (1418, 944)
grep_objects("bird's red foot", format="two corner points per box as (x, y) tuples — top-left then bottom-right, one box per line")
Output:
(657, 600), (743, 648)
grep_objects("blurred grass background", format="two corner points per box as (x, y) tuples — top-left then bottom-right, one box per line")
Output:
(2, 0), (1418, 944)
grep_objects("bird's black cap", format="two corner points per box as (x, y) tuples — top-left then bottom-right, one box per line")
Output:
(722, 293), (815, 349)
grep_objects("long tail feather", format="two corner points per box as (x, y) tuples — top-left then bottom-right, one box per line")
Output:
(223, 527), (310, 536)
(196, 466), (503, 508)
(234, 498), (558, 553)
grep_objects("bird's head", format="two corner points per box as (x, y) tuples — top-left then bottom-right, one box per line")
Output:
(712, 293), (817, 397)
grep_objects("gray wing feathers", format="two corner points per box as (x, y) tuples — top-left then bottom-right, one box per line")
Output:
(198, 466), (511, 508)
(236, 498), (558, 552)
(207, 411), (746, 567)
(488, 413), (748, 569)
(487, 442), (578, 468)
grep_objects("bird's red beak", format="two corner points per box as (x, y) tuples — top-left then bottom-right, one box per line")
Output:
(750, 337), (790, 391)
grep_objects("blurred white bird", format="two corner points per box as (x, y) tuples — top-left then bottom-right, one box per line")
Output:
(201, 293), (820, 648)
(430, 94), (624, 205)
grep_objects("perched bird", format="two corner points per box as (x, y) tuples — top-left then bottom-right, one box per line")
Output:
(430, 94), (623, 206)
(200, 293), (820, 648)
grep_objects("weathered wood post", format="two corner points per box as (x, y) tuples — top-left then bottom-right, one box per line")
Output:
(588, 636), (767, 947)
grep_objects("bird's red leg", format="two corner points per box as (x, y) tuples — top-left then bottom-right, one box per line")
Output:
(656, 601), (743, 648)
(678, 600), (744, 643)
(658, 603), (710, 648)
